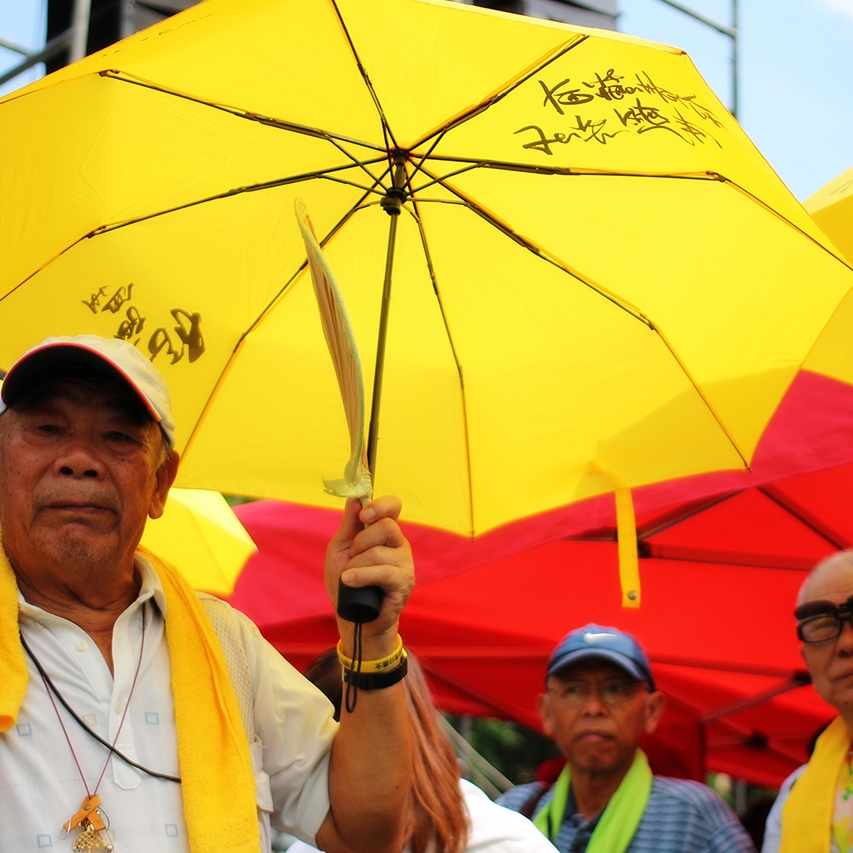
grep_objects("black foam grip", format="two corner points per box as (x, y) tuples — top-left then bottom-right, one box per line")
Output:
(336, 578), (383, 623)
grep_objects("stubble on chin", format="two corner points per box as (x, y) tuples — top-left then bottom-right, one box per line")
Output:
(30, 524), (123, 578)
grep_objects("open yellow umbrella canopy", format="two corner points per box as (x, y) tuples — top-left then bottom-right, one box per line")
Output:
(800, 168), (853, 389)
(804, 165), (853, 263)
(1, 0), (852, 536)
(140, 489), (257, 594)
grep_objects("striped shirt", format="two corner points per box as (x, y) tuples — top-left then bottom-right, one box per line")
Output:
(497, 775), (756, 853)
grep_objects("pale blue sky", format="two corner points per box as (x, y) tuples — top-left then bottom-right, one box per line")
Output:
(1, 0), (851, 201)
(618, 0), (853, 202)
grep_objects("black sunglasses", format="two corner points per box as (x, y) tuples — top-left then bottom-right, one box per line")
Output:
(795, 594), (853, 643)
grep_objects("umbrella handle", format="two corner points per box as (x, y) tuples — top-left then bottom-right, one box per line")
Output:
(337, 495), (383, 622)
(337, 580), (383, 623)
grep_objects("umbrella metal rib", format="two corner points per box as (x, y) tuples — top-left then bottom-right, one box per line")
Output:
(47, 70), (764, 510)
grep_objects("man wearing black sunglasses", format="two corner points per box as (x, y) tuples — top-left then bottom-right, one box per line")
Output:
(762, 550), (853, 853)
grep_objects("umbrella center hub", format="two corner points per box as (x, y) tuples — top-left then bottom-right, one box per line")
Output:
(381, 156), (408, 216)
(380, 186), (406, 216)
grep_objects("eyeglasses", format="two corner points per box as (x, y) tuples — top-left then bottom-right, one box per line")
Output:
(796, 594), (853, 643)
(548, 679), (648, 709)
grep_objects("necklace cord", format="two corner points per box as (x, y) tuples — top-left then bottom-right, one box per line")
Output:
(41, 658), (91, 795)
(19, 619), (181, 784)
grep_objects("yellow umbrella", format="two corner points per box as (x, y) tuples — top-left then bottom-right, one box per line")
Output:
(800, 169), (853, 388)
(0, 0), (852, 539)
(141, 489), (257, 594)
(804, 166), (853, 263)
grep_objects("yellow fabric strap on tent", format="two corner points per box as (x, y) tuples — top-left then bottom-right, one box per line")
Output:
(780, 715), (848, 853)
(0, 537), (259, 852)
(616, 488), (640, 608)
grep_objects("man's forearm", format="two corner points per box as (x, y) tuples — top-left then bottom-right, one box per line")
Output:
(318, 497), (415, 853)
(318, 674), (412, 853)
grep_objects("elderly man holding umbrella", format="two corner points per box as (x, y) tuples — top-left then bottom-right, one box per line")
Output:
(0, 334), (414, 853)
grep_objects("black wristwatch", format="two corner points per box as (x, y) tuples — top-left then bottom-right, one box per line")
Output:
(342, 653), (408, 690)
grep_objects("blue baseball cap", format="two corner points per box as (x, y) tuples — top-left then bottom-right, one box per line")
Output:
(546, 623), (655, 690)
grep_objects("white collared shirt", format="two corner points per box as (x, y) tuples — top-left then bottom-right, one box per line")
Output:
(1, 555), (336, 852)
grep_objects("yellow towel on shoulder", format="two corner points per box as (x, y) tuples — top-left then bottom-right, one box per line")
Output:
(0, 541), (25, 733)
(780, 715), (849, 853)
(0, 541), (260, 852)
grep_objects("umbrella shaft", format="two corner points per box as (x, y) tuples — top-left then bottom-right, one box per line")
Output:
(366, 210), (399, 477)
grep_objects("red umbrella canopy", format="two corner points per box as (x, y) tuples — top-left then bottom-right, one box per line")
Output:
(229, 499), (833, 789)
(227, 369), (853, 788)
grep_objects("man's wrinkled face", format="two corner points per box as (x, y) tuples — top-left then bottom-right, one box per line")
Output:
(799, 556), (853, 714)
(537, 660), (663, 777)
(0, 376), (176, 577)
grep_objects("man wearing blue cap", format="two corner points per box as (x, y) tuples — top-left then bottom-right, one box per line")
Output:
(498, 623), (754, 853)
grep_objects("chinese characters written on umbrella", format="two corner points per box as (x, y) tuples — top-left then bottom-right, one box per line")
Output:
(515, 68), (723, 155)
(82, 282), (204, 364)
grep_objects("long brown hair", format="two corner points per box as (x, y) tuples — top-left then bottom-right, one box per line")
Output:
(303, 648), (469, 853)
(403, 652), (469, 853)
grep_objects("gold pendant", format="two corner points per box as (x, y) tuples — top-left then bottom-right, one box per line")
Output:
(70, 821), (114, 852)
(63, 795), (113, 852)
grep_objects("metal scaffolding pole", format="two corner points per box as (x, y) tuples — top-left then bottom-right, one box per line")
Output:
(652, 0), (739, 118)
(70, 0), (93, 63)
(0, 30), (71, 89)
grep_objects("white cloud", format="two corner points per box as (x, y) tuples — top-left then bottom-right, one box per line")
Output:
(817, 0), (853, 24)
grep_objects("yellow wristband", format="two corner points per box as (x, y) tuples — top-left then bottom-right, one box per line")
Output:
(337, 634), (404, 672)
(342, 651), (408, 690)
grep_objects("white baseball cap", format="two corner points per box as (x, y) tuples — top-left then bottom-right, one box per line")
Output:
(0, 334), (176, 446)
